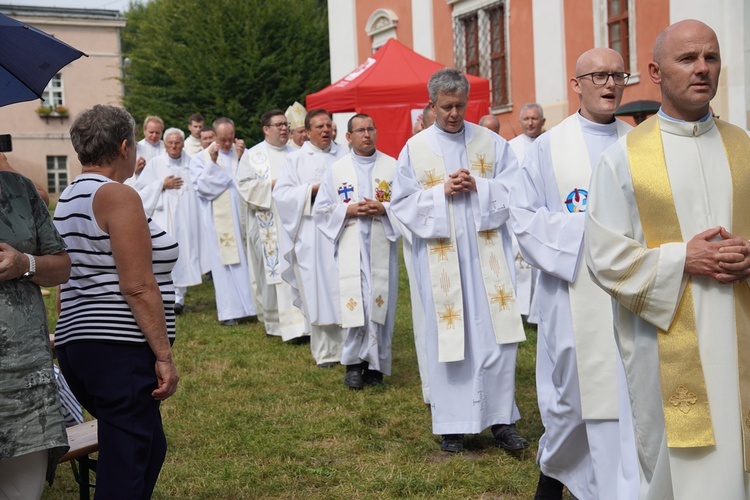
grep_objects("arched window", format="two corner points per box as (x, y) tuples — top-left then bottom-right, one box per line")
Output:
(366, 9), (398, 52)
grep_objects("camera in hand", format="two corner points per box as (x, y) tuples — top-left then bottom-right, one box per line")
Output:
(0, 134), (12, 153)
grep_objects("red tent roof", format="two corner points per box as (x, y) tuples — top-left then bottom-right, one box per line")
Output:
(307, 38), (490, 111)
(306, 39), (490, 157)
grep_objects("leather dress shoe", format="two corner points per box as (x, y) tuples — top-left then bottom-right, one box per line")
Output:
(344, 366), (364, 389)
(221, 319), (238, 327)
(363, 369), (384, 385)
(174, 303), (184, 315)
(492, 424), (529, 451)
(440, 434), (464, 453)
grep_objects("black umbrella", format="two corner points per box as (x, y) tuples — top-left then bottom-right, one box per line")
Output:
(0, 12), (86, 107)
(615, 99), (661, 124)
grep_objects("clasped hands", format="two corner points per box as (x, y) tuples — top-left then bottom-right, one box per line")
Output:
(444, 168), (476, 196)
(685, 227), (750, 283)
(346, 198), (385, 218)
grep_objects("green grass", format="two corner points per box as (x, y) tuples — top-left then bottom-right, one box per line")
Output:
(41, 252), (553, 499)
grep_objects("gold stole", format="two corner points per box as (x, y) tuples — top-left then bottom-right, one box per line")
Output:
(409, 127), (525, 363)
(248, 147), (282, 284)
(628, 116), (750, 469)
(203, 147), (241, 266)
(332, 153), (395, 328)
(549, 115), (630, 420)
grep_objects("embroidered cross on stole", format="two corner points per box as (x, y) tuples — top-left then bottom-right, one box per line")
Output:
(249, 148), (282, 284)
(407, 126), (525, 363)
(628, 116), (750, 471)
(332, 153), (395, 328)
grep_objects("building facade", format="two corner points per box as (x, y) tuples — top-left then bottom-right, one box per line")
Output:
(0, 5), (125, 197)
(328, 0), (750, 139)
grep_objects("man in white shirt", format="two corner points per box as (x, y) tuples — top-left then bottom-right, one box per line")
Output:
(184, 113), (205, 156)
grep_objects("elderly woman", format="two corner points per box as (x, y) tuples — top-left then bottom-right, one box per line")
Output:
(0, 154), (71, 499)
(53, 105), (179, 499)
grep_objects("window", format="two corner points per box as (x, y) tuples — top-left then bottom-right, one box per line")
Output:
(607, 0), (629, 71)
(366, 9), (398, 52)
(41, 74), (64, 108)
(453, 1), (509, 109)
(47, 156), (68, 194)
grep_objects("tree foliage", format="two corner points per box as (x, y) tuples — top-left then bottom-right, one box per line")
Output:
(121, 0), (330, 144)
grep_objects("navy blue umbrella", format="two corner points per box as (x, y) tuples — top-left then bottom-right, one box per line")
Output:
(0, 12), (86, 107)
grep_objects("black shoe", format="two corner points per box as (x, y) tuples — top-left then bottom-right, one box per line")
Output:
(344, 365), (364, 389)
(534, 471), (564, 500)
(440, 434), (464, 453)
(287, 336), (311, 345)
(221, 319), (238, 327)
(174, 303), (184, 315)
(492, 424), (530, 451)
(239, 315), (258, 324)
(363, 369), (384, 385)
(317, 362), (338, 368)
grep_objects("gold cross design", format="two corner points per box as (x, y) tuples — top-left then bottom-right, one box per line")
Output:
(489, 285), (515, 311)
(430, 238), (455, 261)
(219, 233), (236, 247)
(745, 411), (750, 430)
(438, 303), (461, 329)
(471, 153), (492, 176)
(669, 386), (697, 414)
(478, 229), (497, 245)
(346, 298), (357, 311)
(375, 295), (384, 308)
(422, 169), (443, 189)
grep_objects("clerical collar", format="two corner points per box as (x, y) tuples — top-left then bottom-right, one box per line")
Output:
(576, 111), (618, 136)
(264, 141), (286, 152)
(308, 142), (331, 154)
(657, 108), (712, 124)
(351, 151), (377, 164)
(435, 122), (465, 134)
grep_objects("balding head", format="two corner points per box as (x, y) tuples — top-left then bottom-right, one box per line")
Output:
(478, 114), (500, 134)
(570, 48), (626, 124)
(648, 20), (720, 121)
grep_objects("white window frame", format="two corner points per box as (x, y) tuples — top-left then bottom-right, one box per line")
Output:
(41, 73), (65, 108)
(366, 9), (399, 52)
(46, 155), (68, 194)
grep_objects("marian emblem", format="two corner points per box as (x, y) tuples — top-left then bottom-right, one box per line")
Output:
(564, 188), (588, 213)
(337, 182), (355, 203)
(374, 178), (391, 203)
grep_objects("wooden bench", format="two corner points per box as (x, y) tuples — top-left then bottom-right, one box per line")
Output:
(60, 420), (98, 500)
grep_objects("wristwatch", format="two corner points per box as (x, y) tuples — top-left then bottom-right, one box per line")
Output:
(21, 253), (36, 280)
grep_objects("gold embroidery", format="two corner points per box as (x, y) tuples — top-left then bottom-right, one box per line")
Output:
(219, 233), (236, 247)
(440, 269), (451, 296)
(375, 295), (384, 308)
(489, 285), (515, 311)
(745, 412), (750, 430)
(669, 386), (698, 414)
(422, 169), (443, 188)
(346, 298), (357, 311)
(430, 239), (455, 261)
(478, 229), (497, 245)
(438, 303), (461, 329)
(471, 153), (492, 176)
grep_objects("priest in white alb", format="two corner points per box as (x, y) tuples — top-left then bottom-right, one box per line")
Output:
(273, 109), (347, 367)
(585, 20), (750, 499)
(125, 115), (165, 187)
(189, 117), (256, 326)
(133, 128), (209, 314)
(237, 109), (307, 341)
(390, 68), (528, 454)
(313, 114), (399, 389)
(510, 48), (638, 499)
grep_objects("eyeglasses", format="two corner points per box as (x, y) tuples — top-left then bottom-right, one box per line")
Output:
(575, 72), (630, 86)
(268, 122), (290, 129)
(350, 127), (377, 135)
(165, 141), (183, 146)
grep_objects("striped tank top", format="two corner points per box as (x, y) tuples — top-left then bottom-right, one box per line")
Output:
(53, 174), (179, 346)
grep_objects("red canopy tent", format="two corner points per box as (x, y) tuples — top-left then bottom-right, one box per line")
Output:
(306, 39), (491, 158)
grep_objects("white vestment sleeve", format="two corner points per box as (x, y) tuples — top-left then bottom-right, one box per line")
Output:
(237, 150), (273, 210)
(390, 144), (449, 239)
(273, 156), (314, 244)
(510, 137), (585, 283)
(471, 139), (515, 232)
(189, 154), (233, 201)
(132, 159), (164, 218)
(585, 143), (686, 331)
(312, 167), (348, 244)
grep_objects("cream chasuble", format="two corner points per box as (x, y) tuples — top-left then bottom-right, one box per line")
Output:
(549, 114), (630, 420)
(408, 127), (525, 362)
(331, 153), (395, 328)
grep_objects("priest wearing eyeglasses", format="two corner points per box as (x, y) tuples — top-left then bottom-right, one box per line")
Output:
(510, 47), (639, 499)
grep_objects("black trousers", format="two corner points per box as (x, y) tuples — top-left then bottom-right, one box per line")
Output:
(58, 342), (166, 500)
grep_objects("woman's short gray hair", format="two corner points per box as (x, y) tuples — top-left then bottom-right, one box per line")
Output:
(70, 105), (136, 166)
(428, 68), (470, 102)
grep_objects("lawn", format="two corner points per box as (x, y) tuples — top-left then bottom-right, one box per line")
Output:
(42, 252), (552, 499)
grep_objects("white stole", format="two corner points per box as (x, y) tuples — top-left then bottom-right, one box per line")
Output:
(549, 114), (630, 419)
(203, 147), (241, 266)
(332, 153), (395, 328)
(409, 127), (525, 363)
(247, 146), (282, 284)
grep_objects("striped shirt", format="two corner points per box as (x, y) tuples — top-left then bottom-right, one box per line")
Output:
(53, 174), (178, 347)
